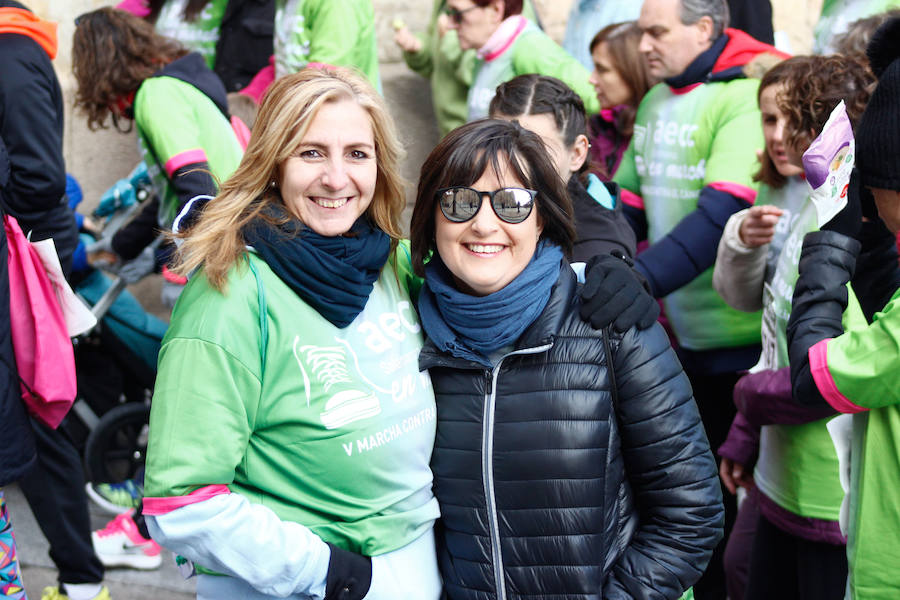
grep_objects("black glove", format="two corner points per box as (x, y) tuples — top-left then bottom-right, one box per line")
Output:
(324, 543), (372, 600)
(579, 251), (660, 332)
(822, 168), (865, 238)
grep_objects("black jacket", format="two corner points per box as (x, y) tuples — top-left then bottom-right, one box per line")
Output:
(0, 0), (78, 276)
(788, 228), (900, 406)
(570, 177), (637, 262)
(214, 0), (275, 92)
(0, 134), (37, 487)
(420, 264), (723, 600)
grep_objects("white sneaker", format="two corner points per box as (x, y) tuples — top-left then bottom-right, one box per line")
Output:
(91, 510), (162, 570)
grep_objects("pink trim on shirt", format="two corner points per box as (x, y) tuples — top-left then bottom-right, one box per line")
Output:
(164, 149), (208, 178)
(116, 0), (151, 18)
(479, 15), (527, 61)
(142, 484), (231, 515)
(670, 82), (702, 95)
(709, 181), (758, 205)
(620, 188), (644, 210)
(809, 338), (867, 414)
(231, 116), (251, 151)
(239, 57), (275, 105)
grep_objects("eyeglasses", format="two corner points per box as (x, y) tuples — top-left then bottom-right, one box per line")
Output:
(444, 4), (480, 25)
(437, 187), (537, 224)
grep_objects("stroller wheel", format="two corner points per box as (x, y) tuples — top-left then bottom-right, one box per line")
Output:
(84, 402), (151, 483)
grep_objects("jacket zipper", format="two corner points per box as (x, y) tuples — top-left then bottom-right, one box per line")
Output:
(482, 343), (553, 600)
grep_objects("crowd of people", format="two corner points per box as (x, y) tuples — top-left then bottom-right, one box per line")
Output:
(1, 1), (899, 600)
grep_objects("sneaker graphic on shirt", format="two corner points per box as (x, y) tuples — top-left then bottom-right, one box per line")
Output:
(293, 336), (380, 430)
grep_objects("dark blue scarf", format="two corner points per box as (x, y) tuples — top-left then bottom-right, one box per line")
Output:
(244, 215), (390, 328)
(418, 241), (564, 367)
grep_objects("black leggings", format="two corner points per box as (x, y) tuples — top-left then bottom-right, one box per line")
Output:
(745, 514), (847, 600)
(19, 418), (104, 585)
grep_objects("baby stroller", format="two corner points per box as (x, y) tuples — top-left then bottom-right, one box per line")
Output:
(64, 172), (167, 488)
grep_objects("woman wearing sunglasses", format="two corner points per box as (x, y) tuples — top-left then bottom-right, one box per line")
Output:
(409, 118), (724, 599)
(444, 0), (599, 121)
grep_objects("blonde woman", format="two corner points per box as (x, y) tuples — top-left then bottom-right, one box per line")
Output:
(141, 67), (441, 600)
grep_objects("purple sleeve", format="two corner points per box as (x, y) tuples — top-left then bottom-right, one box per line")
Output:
(717, 412), (758, 467)
(734, 367), (837, 427)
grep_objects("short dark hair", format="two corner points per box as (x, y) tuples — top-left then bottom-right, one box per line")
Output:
(470, 0), (523, 19)
(409, 119), (575, 277)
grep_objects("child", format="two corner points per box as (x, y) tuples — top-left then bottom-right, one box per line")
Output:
(713, 54), (875, 600)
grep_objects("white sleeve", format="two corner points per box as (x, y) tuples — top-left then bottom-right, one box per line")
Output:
(712, 209), (768, 312)
(146, 493), (330, 599)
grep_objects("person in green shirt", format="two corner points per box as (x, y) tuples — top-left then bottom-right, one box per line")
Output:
(274, 0), (380, 89)
(443, 0), (599, 121)
(392, 0), (537, 137)
(713, 55), (875, 600)
(142, 66), (440, 600)
(788, 16), (900, 600)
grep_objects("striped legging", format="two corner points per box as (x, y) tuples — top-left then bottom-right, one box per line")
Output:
(0, 489), (26, 599)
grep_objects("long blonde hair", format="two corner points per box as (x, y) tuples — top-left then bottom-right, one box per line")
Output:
(173, 67), (407, 290)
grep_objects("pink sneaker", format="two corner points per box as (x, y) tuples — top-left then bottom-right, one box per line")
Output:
(91, 510), (162, 570)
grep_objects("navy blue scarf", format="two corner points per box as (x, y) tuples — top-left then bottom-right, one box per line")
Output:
(244, 215), (390, 328)
(418, 241), (564, 367)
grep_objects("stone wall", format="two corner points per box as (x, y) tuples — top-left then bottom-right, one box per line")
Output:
(42, 0), (579, 210)
(39, 0), (817, 211)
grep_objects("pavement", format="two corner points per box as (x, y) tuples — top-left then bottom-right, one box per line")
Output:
(5, 483), (195, 600)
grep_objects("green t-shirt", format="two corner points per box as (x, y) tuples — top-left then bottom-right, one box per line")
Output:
(820, 288), (900, 599)
(751, 181), (861, 520)
(467, 19), (599, 121)
(614, 79), (763, 350)
(155, 0), (228, 69)
(274, 0), (380, 90)
(134, 74), (243, 224)
(145, 247), (439, 556)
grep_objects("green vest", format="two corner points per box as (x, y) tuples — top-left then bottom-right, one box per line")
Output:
(824, 288), (900, 598)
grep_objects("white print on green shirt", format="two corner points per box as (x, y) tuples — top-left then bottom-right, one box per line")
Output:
(343, 405), (437, 457)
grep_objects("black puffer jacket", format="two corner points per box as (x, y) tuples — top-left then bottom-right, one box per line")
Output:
(788, 229), (900, 406)
(420, 263), (723, 600)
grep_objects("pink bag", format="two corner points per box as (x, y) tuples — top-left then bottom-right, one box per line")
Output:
(5, 214), (76, 428)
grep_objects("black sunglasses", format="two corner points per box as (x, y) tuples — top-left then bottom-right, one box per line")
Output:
(437, 187), (537, 224)
(444, 5), (479, 25)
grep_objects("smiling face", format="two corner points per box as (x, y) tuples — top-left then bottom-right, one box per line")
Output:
(435, 159), (543, 296)
(446, 0), (501, 50)
(589, 42), (633, 108)
(637, 0), (713, 80)
(278, 99), (378, 237)
(759, 83), (804, 178)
